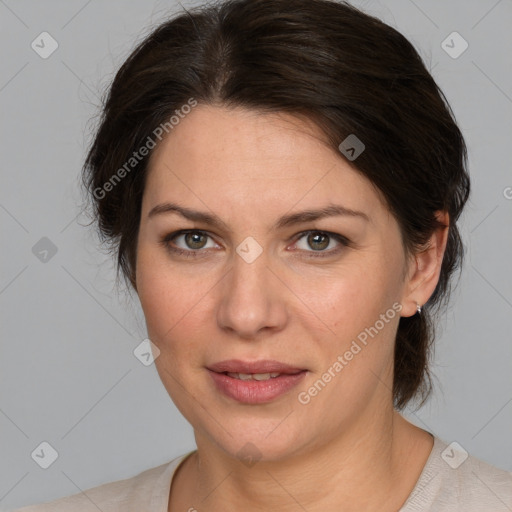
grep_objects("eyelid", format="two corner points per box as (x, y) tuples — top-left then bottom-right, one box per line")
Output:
(160, 229), (350, 257)
(290, 230), (351, 257)
(160, 229), (220, 255)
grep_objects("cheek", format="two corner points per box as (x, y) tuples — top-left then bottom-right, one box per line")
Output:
(136, 247), (217, 367)
(292, 258), (393, 333)
(294, 255), (402, 382)
(137, 243), (193, 328)
(136, 252), (208, 412)
(296, 278), (399, 423)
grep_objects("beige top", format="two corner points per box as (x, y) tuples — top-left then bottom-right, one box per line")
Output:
(12, 436), (512, 511)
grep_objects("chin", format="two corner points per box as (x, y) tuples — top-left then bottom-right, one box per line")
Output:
(198, 413), (310, 463)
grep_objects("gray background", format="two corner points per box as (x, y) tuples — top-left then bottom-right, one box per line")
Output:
(1, 0), (511, 509)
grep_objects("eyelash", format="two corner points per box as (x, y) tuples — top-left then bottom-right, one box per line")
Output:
(159, 229), (350, 259)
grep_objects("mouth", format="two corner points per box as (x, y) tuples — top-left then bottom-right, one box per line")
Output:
(207, 359), (308, 404)
(223, 371), (288, 381)
(207, 359), (306, 375)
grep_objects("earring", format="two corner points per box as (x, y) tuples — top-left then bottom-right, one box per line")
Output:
(416, 302), (422, 314)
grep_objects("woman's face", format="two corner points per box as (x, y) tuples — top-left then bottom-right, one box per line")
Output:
(136, 104), (416, 461)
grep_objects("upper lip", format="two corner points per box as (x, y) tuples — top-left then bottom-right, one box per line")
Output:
(207, 359), (306, 375)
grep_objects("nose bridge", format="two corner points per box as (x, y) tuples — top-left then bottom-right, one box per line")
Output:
(228, 237), (273, 305)
(217, 237), (286, 337)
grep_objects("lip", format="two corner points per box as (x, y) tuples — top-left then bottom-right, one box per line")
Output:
(207, 359), (308, 404)
(207, 359), (305, 375)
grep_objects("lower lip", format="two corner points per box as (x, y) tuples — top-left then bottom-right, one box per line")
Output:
(208, 370), (307, 404)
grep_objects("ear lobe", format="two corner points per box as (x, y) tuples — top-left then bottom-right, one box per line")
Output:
(400, 211), (450, 317)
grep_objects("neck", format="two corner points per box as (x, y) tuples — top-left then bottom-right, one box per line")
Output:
(177, 409), (431, 512)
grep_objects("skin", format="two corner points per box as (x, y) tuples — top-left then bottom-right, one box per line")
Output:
(135, 104), (449, 512)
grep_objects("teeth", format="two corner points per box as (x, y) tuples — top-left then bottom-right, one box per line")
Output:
(253, 373), (271, 381)
(226, 372), (281, 380)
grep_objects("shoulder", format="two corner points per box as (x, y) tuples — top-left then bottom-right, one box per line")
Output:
(451, 448), (512, 509)
(10, 452), (192, 512)
(402, 436), (512, 511)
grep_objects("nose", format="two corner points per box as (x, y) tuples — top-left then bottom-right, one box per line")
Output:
(216, 245), (288, 340)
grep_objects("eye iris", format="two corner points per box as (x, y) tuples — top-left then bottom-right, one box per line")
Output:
(185, 232), (207, 249)
(179, 231), (334, 252)
(308, 232), (329, 251)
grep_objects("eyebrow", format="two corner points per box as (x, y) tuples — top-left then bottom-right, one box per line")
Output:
(148, 201), (369, 231)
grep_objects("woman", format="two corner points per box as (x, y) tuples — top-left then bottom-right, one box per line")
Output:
(14, 0), (512, 510)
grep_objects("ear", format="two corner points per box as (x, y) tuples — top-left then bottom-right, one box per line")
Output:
(400, 210), (450, 317)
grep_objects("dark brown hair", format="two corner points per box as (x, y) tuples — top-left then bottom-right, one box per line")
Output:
(82, 0), (470, 410)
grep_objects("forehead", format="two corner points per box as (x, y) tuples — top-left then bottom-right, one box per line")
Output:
(149, 105), (332, 175)
(143, 105), (385, 222)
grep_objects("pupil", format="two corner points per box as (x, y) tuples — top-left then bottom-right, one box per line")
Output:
(187, 232), (206, 249)
(309, 232), (328, 251)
